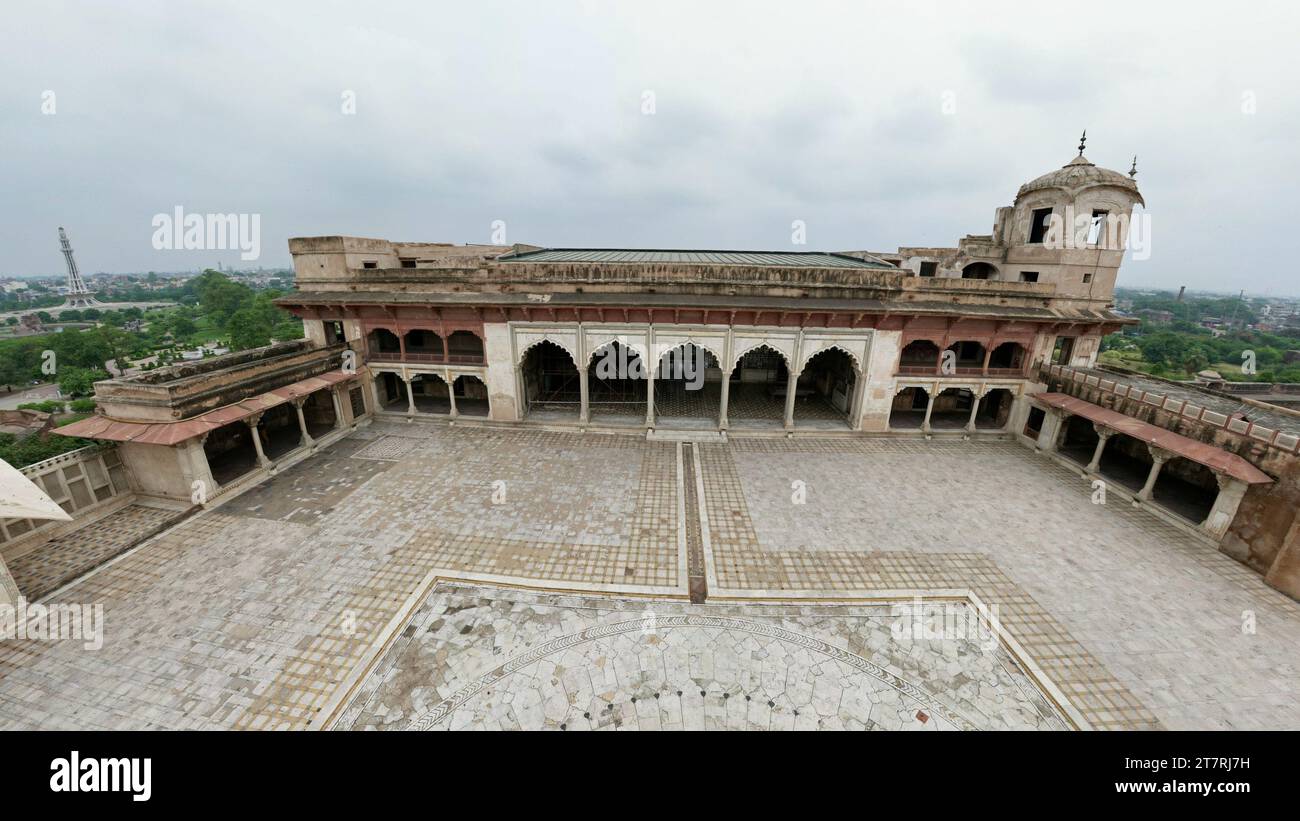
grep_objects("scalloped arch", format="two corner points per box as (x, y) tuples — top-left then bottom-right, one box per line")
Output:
(654, 339), (724, 367)
(586, 337), (647, 366)
(516, 337), (578, 367)
(729, 342), (792, 373)
(799, 343), (863, 374)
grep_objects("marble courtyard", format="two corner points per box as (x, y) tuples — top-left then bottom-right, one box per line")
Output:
(2, 420), (1296, 731)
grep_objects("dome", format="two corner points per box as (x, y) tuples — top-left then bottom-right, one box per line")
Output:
(1016, 154), (1144, 204)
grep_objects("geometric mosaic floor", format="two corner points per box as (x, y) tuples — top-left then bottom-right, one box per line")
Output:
(1, 420), (1297, 730)
(333, 584), (1071, 731)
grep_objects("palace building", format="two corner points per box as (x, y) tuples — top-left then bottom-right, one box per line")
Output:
(28, 143), (1300, 604)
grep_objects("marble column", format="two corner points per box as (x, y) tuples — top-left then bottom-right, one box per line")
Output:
(921, 390), (936, 433)
(1137, 446), (1173, 502)
(645, 368), (656, 429)
(1085, 425), (1115, 472)
(578, 368), (590, 424)
(446, 374), (459, 419)
(718, 372), (731, 430)
(404, 374), (416, 416)
(963, 390), (984, 433)
(783, 370), (799, 430)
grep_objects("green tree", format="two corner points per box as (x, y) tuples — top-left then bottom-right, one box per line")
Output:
(1183, 351), (1210, 375)
(1137, 332), (1192, 367)
(58, 366), (109, 397)
(171, 316), (197, 338)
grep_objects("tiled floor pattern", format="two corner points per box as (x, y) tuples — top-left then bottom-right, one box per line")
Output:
(1, 424), (1295, 730)
(699, 438), (1300, 730)
(4, 505), (184, 601)
(334, 584), (1069, 731)
(227, 426), (681, 729)
(0, 423), (683, 729)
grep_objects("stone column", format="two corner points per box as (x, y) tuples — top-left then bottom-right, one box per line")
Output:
(981, 345), (993, 376)
(398, 332), (407, 361)
(246, 414), (271, 469)
(1137, 446), (1173, 502)
(371, 373), (386, 412)
(404, 374), (416, 416)
(578, 367), (590, 424)
(446, 373), (459, 419)
(330, 387), (347, 429)
(645, 368), (656, 429)
(718, 371), (731, 430)
(921, 390), (936, 433)
(1085, 424), (1115, 472)
(182, 433), (216, 501)
(293, 398), (314, 448)
(1035, 409), (1063, 452)
(1203, 474), (1249, 538)
(783, 370), (799, 430)
(963, 390), (984, 433)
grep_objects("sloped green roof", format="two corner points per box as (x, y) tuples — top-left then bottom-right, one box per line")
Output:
(498, 248), (893, 269)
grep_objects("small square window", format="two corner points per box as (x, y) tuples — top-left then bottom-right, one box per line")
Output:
(1082, 273), (1093, 283)
(919, 261), (937, 277)
(400, 259), (416, 268)
(1028, 208), (1053, 244)
(1020, 271), (1039, 283)
(362, 261), (378, 269)
(1087, 210), (1109, 245)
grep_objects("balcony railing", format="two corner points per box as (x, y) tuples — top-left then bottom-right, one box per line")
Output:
(367, 349), (485, 365)
(896, 363), (1028, 377)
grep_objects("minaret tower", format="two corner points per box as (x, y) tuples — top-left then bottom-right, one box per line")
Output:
(58, 226), (100, 308)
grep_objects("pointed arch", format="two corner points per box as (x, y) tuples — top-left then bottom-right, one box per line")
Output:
(516, 337), (578, 367)
(654, 339), (724, 370)
(800, 343), (863, 374)
(587, 337), (647, 365)
(729, 342), (791, 374)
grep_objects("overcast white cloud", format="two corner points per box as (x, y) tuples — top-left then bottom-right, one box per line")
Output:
(1, 0), (1297, 293)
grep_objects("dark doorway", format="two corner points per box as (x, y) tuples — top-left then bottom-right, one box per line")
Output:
(654, 344), (722, 428)
(890, 387), (929, 429)
(727, 346), (788, 428)
(521, 341), (579, 419)
(204, 422), (258, 486)
(794, 348), (857, 428)
(453, 375), (490, 417)
(587, 341), (646, 425)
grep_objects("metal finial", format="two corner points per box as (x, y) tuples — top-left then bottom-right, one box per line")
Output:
(1129, 155), (1138, 178)
(1078, 130), (1087, 156)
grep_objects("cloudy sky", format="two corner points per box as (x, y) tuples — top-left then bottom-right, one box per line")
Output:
(2, 1), (1297, 293)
